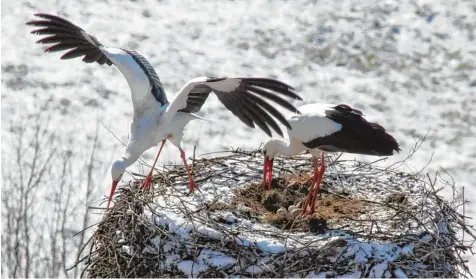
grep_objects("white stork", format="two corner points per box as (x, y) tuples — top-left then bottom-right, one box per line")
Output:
(261, 103), (400, 216)
(27, 13), (302, 208)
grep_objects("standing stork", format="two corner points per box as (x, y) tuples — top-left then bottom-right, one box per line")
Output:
(261, 103), (400, 215)
(27, 13), (302, 208)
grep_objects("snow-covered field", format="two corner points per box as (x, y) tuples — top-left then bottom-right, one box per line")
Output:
(2, 0), (475, 274)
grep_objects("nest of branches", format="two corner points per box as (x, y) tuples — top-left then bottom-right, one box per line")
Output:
(77, 149), (475, 278)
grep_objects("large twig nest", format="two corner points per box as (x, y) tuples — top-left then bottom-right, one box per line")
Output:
(81, 150), (475, 278)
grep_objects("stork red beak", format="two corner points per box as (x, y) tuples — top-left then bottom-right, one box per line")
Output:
(261, 157), (274, 191)
(107, 180), (119, 209)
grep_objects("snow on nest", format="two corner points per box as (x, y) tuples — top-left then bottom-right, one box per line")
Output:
(90, 151), (471, 278)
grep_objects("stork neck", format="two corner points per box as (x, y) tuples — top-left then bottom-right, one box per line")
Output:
(120, 155), (137, 169)
(102, 48), (147, 89)
(120, 147), (143, 169)
(271, 139), (304, 157)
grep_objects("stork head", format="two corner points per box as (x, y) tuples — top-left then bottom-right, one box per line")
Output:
(107, 159), (126, 208)
(262, 139), (282, 161)
(111, 159), (126, 181)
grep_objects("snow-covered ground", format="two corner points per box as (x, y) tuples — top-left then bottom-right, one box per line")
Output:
(2, 0), (475, 274)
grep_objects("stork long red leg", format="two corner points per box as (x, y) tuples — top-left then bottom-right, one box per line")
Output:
(261, 158), (274, 191)
(179, 148), (200, 194)
(308, 152), (326, 215)
(267, 160), (273, 191)
(301, 157), (320, 215)
(141, 140), (166, 190)
(261, 158), (269, 192)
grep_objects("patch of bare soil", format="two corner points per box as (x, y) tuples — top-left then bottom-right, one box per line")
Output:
(228, 171), (371, 233)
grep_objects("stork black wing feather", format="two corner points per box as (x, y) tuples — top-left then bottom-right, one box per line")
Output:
(241, 92), (291, 130)
(242, 77), (295, 90)
(27, 13), (112, 66)
(82, 50), (104, 63)
(215, 91), (255, 128)
(30, 26), (76, 36)
(45, 42), (86, 52)
(33, 13), (81, 26)
(242, 98), (282, 137)
(241, 99), (273, 137)
(246, 85), (300, 113)
(196, 77), (302, 137)
(36, 34), (82, 44)
(60, 46), (97, 60)
(177, 84), (212, 113)
(246, 79), (302, 100)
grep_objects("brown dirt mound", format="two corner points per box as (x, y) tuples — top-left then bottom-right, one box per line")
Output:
(223, 171), (371, 233)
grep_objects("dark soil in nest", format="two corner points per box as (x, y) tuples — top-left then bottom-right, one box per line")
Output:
(226, 171), (371, 233)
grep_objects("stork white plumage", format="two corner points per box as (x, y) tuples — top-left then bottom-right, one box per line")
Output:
(261, 103), (401, 216)
(27, 13), (302, 208)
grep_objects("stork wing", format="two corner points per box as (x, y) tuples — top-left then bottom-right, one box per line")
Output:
(302, 104), (401, 156)
(27, 13), (113, 65)
(26, 13), (168, 116)
(164, 77), (302, 137)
